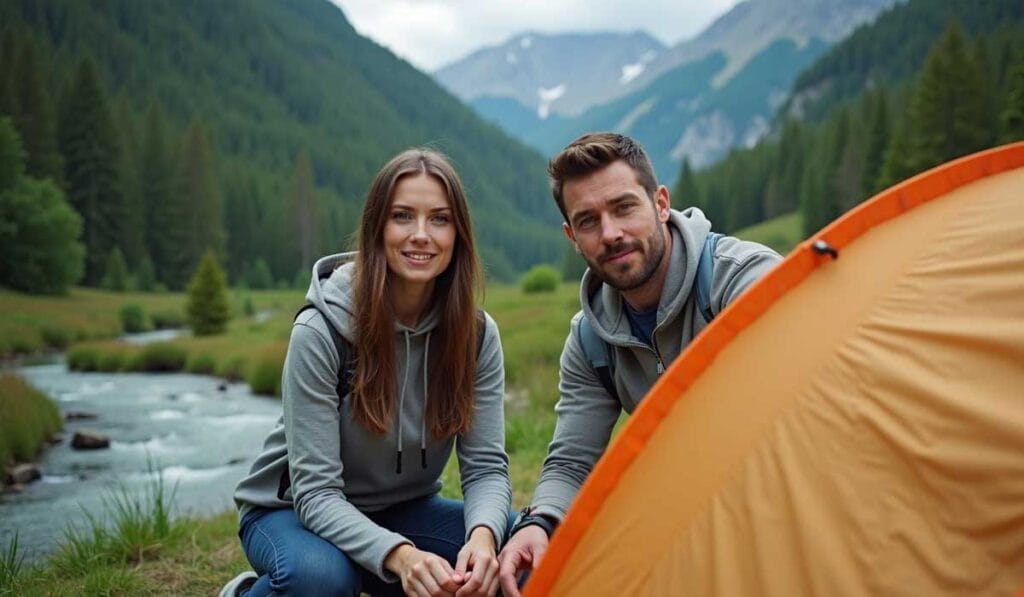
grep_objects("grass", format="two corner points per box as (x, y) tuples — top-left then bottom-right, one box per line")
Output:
(0, 374), (63, 472)
(733, 211), (805, 256)
(3, 281), (585, 594)
(0, 286), (302, 358)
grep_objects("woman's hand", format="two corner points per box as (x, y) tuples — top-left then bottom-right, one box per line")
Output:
(385, 544), (461, 597)
(454, 526), (499, 597)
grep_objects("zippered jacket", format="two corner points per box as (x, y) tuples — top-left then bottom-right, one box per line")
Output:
(233, 253), (511, 582)
(531, 208), (781, 520)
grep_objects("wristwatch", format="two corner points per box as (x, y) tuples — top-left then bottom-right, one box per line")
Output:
(510, 506), (557, 538)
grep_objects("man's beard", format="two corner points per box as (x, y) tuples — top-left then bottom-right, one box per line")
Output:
(585, 227), (667, 292)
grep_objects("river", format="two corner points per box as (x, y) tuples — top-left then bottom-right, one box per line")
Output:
(0, 348), (282, 561)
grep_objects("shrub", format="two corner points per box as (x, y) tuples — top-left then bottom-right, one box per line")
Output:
(0, 120), (85, 295)
(136, 343), (186, 372)
(0, 374), (62, 467)
(520, 264), (561, 294)
(9, 335), (41, 355)
(150, 309), (185, 330)
(247, 344), (286, 396)
(216, 355), (248, 382)
(186, 251), (229, 336)
(67, 345), (101, 371)
(40, 326), (71, 350)
(135, 255), (157, 292)
(101, 249), (130, 292)
(97, 350), (126, 372)
(185, 353), (216, 375)
(243, 296), (255, 317)
(119, 304), (148, 334)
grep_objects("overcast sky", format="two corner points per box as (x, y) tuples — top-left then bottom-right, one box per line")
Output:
(329, 1), (741, 72)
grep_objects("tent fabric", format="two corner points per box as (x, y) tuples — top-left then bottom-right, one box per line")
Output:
(526, 143), (1024, 596)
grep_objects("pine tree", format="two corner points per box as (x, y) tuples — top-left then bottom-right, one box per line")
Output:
(289, 149), (319, 273)
(12, 41), (62, 182)
(0, 118), (84, 295)
(139, 99), (187, 289)
(136, 253), (157, 292)
(877, 119), (914, 190)
(1000, 61), (1024, 142)
(672, 158), (701, 211)
(57, 57), (124, 286)
(178, 120), (224, 275)
(114, 94), (145, 268)
(100, 247), (129, 292)
(0, 31), (16, 119)
(186, 250), (230, 336)
(862, 89), (890, 196)
(907, 22), (988, 173)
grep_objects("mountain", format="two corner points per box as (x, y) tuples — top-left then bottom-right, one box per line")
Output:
(435, 31), (665, 119)
(681, 0), (1024, 238)
(784, 0), (1024, 120)
(440, 0), (899, 183)
(0, 0), (565, 284)
(624, 0), (900, 95)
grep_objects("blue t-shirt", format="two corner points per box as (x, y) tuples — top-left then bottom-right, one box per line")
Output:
(624, 302), (658, 347)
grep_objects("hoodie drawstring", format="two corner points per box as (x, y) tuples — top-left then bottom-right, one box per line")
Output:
(421, 331), (431, 470)
(396, 331), (411, 474)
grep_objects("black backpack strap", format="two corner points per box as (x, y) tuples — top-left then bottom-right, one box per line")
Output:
(576, 316), (619, 402)
(280, 303), (351, 500)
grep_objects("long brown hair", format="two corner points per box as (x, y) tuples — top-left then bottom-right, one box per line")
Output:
(351, 148), (482, 438)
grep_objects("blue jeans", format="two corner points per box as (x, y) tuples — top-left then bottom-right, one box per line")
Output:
(240, 495), (507, 596)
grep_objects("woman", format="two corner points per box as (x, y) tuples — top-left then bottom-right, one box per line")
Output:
(222, 149), (511, 597)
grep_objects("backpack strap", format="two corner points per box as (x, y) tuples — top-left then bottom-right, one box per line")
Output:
(576, 316), (619, 402)
(696, 232), (721, 324)
(295, 303), (352, 400)
(574, 231), (722, 403)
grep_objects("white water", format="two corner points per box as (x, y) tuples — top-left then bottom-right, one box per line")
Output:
(0, 359), (281, 561)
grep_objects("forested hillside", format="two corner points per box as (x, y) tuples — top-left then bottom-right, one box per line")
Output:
(676, 0), (1024, 241)
(786, 0), (1024, 121)
(0, 0), (564, 294)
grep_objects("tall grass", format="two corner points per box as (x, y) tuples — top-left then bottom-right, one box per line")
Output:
(0, 533), (24, 595)
(55, 462), (183, 574)
(0, 374), (62, 469)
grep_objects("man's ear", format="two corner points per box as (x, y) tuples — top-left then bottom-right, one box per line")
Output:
(655, 186), (671, 222)
(563, 222), (580, 253)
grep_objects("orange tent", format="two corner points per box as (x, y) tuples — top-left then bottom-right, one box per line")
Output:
(526, 143), (1024, 596)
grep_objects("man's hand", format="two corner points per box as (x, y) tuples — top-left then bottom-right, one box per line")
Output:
(454, 526), (499, 596)
(385, 544), (461, 597)
(497, 525), (549, 597)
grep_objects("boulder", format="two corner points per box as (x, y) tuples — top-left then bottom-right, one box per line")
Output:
(71, 430), (110, 450)
(4, 463), (41, 485)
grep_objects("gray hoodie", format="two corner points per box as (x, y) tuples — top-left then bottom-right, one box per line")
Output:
(530, 207), (781, 520)
(233, 253), (511, 582)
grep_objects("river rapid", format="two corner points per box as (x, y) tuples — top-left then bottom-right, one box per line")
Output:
(0, 354), (281, 561)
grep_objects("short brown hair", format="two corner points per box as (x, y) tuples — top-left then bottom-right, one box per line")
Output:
(548, 132), (658, 222)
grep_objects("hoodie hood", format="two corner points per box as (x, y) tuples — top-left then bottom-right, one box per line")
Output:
(578, 207), (712, 346)
(306, 251), (446, 473)
(307, 252), (443, 344)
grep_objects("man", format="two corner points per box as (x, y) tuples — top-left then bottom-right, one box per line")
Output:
(497, 133), (782, 595)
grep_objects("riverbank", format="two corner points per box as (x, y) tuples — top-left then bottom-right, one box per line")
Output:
(0, 374), (62, 488)
(1, 281), (580, 594)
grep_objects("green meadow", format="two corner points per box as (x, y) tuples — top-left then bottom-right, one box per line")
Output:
(1, 282), (580, 595)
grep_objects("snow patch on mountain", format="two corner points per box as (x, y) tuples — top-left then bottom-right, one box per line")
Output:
(620, 51), (658, 85)
(520, 36), (533, 49)
(615, 97), (658, 132)
(537, 84), (567, 119)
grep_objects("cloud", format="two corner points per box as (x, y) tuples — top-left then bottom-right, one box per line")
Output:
(331, 0), (739, 72)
